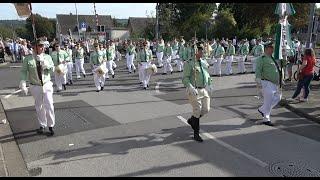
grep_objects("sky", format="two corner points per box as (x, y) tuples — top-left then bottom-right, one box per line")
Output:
(0, 3), (319, 20)
(0, 3), (157, 20)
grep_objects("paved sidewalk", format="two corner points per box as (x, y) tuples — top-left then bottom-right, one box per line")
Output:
(0, 99), (29, 176)
(281, 79), (320, 124)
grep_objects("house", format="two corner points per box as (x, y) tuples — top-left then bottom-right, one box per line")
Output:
(56, 14), (114, 41)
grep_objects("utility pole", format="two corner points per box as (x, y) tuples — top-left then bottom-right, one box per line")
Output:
(155, 3), (159, 40)
(75, 3), (81, 41)
(306, 3), (316, 48)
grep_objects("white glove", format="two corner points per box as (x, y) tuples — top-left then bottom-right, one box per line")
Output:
(187, 85), (198, 96)
(36, 54), (44, 62)
(19, 80), (28, 95)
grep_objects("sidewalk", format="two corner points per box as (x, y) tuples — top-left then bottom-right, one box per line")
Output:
(0, 99), (29, 176)
(281, 79), (320, 124)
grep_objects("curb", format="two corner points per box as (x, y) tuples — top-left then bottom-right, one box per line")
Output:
(0, 63), (9, 68)
(280, 99), (320, 124)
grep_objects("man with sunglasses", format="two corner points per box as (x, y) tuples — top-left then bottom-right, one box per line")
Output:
(19, 39), (55, 136)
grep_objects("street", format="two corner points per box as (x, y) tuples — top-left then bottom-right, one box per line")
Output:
(1, 59), (320, 177)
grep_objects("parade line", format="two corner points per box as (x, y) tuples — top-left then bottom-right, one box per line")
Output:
(176, 115), (269, 168)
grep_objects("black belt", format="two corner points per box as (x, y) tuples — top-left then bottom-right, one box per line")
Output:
(261, 79), (271, 82)
(196, 87), (205, 89)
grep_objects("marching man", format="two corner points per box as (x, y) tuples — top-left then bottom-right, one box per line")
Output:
(137, 41), (155, 90)
(177, 38), (186, 72)
(19, 39), (55, 136)
(171, 38), (179, 66)
(182, 43), (213, 142)
(237, 39), (249, 74)
(212, 40), (225, 77)
(74, 43), (86, 79)
(51, 43), (69, 92)
(225, 40), (235, 75)
(250, 39), (264, 73)
(64, 44), (74, 85)
(90, 43), (107, 92)
(256, 42), (281, 126)
(105, 42), (115, 79)
(156, 39), (165, 68)
(162, 42), (173, 75)
(126, 40), (136, 74)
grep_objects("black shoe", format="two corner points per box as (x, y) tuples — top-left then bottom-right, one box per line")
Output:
(96, 90), (100, 92)
(170, 71), (173, 74)
(133, 69), (136, 73)
(187, 116), (196, 130)
(101, 86), (104, 91)
(140, 82), (143, 84)
(129, 72), (132, 74)
(66, 82), (70, 85)
(48, 127), (54, 136)
(143, 87), (147, 90)
(106, 77), (110, 79)
(113, 67), (116, 70)
(147, 84), (149, 88)
(56, 90), (61, 93)
(63, 84), (66, 90)
(262, 121), (274, 126)
(83, 74), (86, 78)
(112, 74), (115, 78)
(36, 127), (44, 134)
(194, 133), (203, 142)
(162, 73), (167, 75)
(70, 80), (73, 85)
(258, 109), (264, 117)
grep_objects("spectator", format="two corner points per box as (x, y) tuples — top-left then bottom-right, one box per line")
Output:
(288, 48), (316, 102)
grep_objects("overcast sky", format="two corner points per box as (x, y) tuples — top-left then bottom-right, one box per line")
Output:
(1, 3), (319, 20)
(0, 3), (157, 20)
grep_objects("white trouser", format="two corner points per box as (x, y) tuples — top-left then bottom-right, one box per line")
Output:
(138, 63), (143, 83)
(252, 56), (258, 72)
(258, 80), (282, 121)
(139, 62), (152, 88)
(177, 58), (184, 71)
(105, 60), (115, 78)
(156, 52), (164, 67)
(30, 81), (55, 128)
(75, 58), (86, 78)
(225, 55), (233, 75)
(112, 60), (117, 68)
(172, 50), (178, 64)
(93, 64), (106, 90)
(238, 55), (246, 73)
(54, 64), (67, 90)
(126, 53), (136, 72)
(187, 88), (210, 118)
(213, 56), (223, 75)
(163, 55), (173, 74)
(66, 62), (73, 81)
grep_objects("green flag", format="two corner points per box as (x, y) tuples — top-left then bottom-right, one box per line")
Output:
(275, 3), (296, 16)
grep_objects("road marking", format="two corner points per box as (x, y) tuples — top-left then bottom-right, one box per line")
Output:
(155, 82), (161, 93)
(3, 88), (28, 99)
(177, 115), (269, 168)
(9, 65), (22, 68)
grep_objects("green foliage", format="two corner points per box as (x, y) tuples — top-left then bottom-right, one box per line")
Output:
(25, 14), (56, 40)
(212, 9), (237, 39)
(0, 26), (13, 39)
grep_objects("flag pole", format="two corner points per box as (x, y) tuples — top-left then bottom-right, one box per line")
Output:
(29, 3), (38, 54)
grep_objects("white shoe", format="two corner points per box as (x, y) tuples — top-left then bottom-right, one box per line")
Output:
(299, 98), (308, 102)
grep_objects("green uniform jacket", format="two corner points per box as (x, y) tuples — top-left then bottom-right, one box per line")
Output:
(182, 58), (213, 88)
(127, 45), (135, 56)
(172, 42), (179, 51)
(255, 54), (280, 85)
(75, 47), (85, 59)
(226, 44), (235, 56)
(65, 49), (73, 62)
(137, 48), (153, 63)
(156, 43), (164, 53)
(90, 50), (106, 66)
(178, 44), (187, 61)
(20, 54), (54, 86)
(253, 44), (264, 57)
(186, 46), (196, 61)
(51, 50), (69, 66)
(240, 44), (249, 55)
(164, 46), (172, 56)
(105, 48), (114, 61)
(214, 45), (225, 57)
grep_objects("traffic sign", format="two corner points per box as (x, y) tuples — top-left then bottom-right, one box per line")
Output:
(80, 22), (87, 32)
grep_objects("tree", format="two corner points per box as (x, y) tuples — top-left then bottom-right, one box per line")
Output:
(212, 9), (237, 39)
(0, 26), (13, 39)
(25, 14), (56, 40)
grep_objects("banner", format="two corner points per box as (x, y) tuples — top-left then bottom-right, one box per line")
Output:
(13, 3), (31, 18)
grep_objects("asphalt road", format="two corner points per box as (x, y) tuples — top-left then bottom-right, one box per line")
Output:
(1, 58), (320, 177)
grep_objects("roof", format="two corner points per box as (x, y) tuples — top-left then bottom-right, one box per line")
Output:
(56, 14), (114, 34)
(127, 17), (155, 34)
